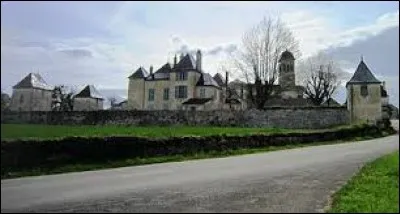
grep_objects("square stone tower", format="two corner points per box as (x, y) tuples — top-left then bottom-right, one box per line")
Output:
(346, 58), (382, 124)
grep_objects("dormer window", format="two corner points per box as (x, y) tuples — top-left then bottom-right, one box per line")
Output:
(176, 71), (187, 81)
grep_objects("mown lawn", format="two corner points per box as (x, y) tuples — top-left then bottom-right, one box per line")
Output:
(329, 151), (399, 213)
(1, 123), (318, 140)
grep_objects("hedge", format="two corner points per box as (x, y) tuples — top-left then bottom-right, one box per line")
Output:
(1, 123), (395, 177)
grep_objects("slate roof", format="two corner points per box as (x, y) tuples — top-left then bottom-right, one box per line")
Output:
(182, 98), (213, 105)
(213, 73), (225, 86)
(148, 63), (172, 80)
(279, 50), (295, 62)
(196, 73), (221, 88)
(128, 67), (148, 79)
(322, 98), (341, 107)
(74, 85), (104, 100)
(13, 73), (54, 91)
(175, 54), (197, 70)
(346, 60), (381, 85)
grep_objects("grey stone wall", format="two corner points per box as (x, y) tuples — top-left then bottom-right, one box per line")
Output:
(1, 107), (349, 129)
(9, 88), (52, 112)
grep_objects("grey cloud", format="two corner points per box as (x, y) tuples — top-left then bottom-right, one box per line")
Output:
(207, 46), (223, 55)
(325, 26), (399, 77)
(58, 49), (93, 58)
(171, 35), (238, 57)
(17, 41), (52, 49)
(171, 35), (182, 45)
(323, 26), (399, 108)
(225, 44), (238, 54)
(206, 44), (238, 56)
(175, 44), (197, 56)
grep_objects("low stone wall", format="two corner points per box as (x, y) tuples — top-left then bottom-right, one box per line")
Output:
(1, 107), (349, 129)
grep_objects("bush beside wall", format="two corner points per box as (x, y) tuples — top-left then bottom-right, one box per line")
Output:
(1, 123), (394, 178)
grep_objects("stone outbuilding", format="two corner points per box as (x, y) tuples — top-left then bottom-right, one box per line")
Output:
(346, 58), (383, 123)
(9, 73), (54, 111)
(73, 85), (104, 111)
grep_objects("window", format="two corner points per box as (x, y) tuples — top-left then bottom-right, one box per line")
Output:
(20, 95), (24, 103)
(175, 86), (187, 99)
(163, 88), (169, 100)
(200, 88), (206, 98)
(148, 89), (155, 101)
(360, 85), (368, 97)
(176, 72), (187, 81)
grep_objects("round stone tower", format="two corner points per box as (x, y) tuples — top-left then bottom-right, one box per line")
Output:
(127, 67), (148, 110)
(279, 50), (296, 89)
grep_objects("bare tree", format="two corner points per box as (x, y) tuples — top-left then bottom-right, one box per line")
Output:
(108, 96), (117, 110)
(1, 91), (11, 111)
(229, 16), (300, 109)
(52, 85), (74, 111)
(299, 52), (344, 106)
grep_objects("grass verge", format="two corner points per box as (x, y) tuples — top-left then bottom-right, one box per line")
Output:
(328, 151), (399, 213)
(2, 132), (394, 180)
(1, 123), (351, 141)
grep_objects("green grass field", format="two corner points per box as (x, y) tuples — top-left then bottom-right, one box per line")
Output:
(1, 124), (320, 140)
(329, 151), (399, 213)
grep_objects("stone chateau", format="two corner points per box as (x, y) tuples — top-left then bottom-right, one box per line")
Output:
(127, 50), (241, 111)
(6, 49), (393, 124)
(127, 50), (310, 111)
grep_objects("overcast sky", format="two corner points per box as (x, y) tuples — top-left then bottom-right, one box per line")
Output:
(1, 1), (399, 108)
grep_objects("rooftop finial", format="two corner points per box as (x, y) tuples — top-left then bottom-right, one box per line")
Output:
(361, 54), (363, 62)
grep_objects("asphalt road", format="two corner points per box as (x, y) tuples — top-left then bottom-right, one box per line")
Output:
(1, 130), (399, 213)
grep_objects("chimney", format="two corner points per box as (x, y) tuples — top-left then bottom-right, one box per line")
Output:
(196, 49), (202, 71)
(174, 54), (177, 67)
(225, 71), (229, 88)
(383, 81), (386, 90)
(150, 65), (153, 75)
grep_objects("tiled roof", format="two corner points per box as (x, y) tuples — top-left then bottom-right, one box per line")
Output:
(347, 60), (381, 85)
(128, 67), (148, 79)
(182, 98), (213, 105)
(74, 85), (104, 99)
(13, 73), (54, 91)
(196, 73), (221, 88)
